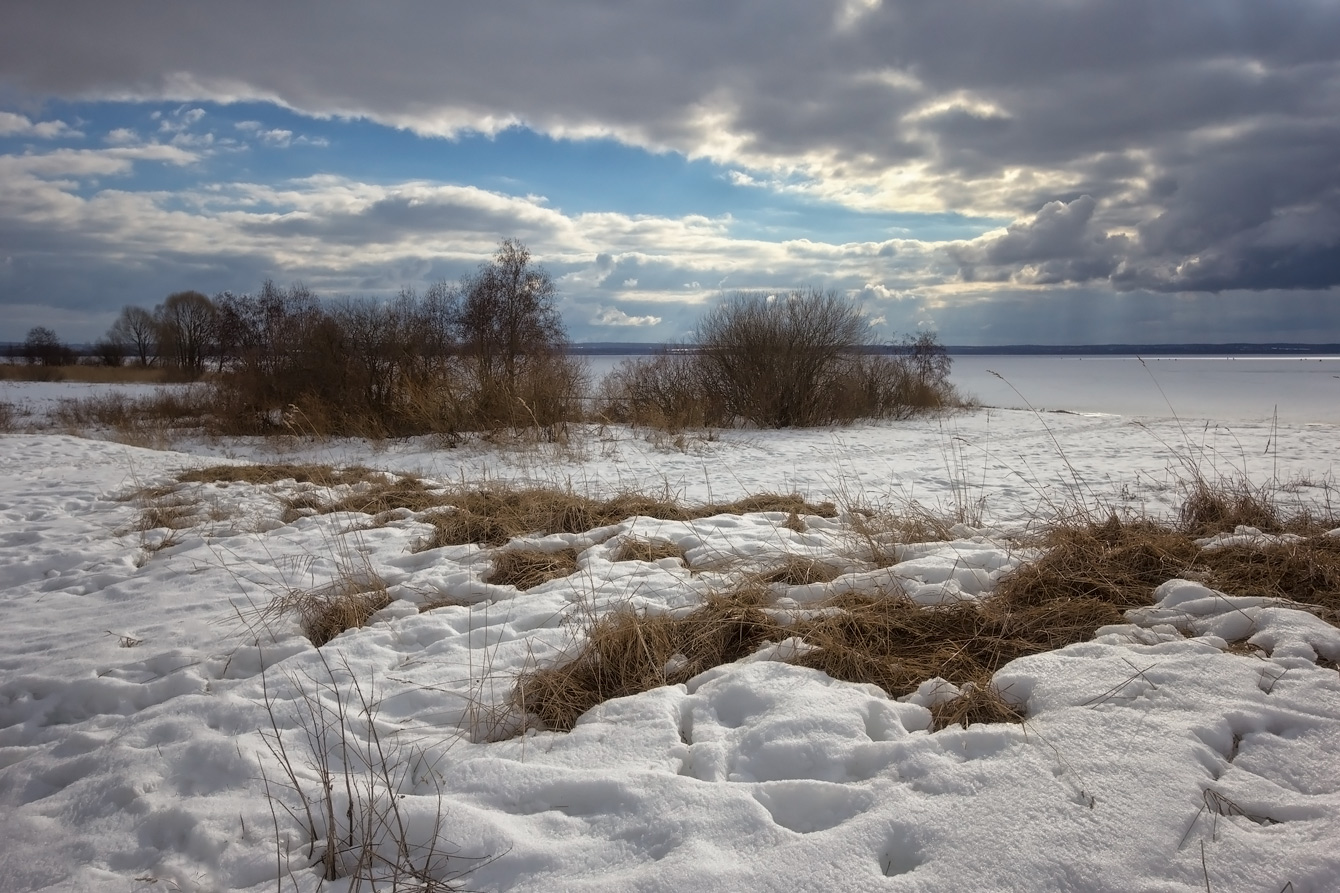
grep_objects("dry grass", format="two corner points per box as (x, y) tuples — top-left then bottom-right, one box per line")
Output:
(513, 588), (780, 731)
(177, 463), (381, 487)
(992, 517), (1199, 611)
(928, 680), (1026, 732)
(48, 389), (210, 435)
(613, 537), (688, 564)
(0, 364), (180, 384)
(512, 577), (1125, 734)
(417, 485), (836, 550)
(752, 555), (843, 586)
(486, 548), (579, 590)
(135, 500), (198, 531)
(511, 478), (1340, 737)
(263, 577), (394, 647)
(418, 595), (473, 613)
(1179, 478), (1284, 535)
(1198, 536), (1340, 624)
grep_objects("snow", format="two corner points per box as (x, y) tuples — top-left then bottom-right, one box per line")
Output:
(2, 382), (1340, 892)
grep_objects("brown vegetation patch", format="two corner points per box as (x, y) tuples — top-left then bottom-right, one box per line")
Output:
(511, 483), (1340, 737)
(514, 589), (781, 731)
(176, 463), (380, 487)
(1179, 479), (1283, 535)
(416, 485), (836, 550)
(753, 555), (842, 586)
(418, 595), (474, 612)
(718, 494), (837, 517)
(487, 548), (580, 590)
(513, 572), (1141, 735)
(992, 517), (1199, 611)
(613, 538), (687, 564)
(289, 476), (454, 517)
(263, 578), (393, 647)
(1198, 535), (1340, 624)
(929, 679), (1026, 732)
(0, 364), (178, 384)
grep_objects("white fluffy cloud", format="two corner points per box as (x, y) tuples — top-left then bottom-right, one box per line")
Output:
(0, 111), (80, 139)
(592, 307), (662, 327)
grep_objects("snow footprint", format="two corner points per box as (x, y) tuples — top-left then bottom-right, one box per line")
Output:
(751, 779), (872, 834)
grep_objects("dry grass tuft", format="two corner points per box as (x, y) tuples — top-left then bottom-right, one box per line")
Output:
(416, 485), (837, 550)
(613, 537), (687, 564)
(287, 476), (454, 517)
(717, 493), (837, 517)
(753, 555), (843, 586)
(514, 588), (782, 731)
(135, 499), (198, 531)
(1198, 535), (1340, 624)
(176, 463), (380, 487)
(1179, 478), (1282, 535)
(992, 517), (1199, 611)
(928, 679), (1026, 731)
(418, 595), (474, 613)
(487, 548), (579, 590)
(264, 577), (393, 647)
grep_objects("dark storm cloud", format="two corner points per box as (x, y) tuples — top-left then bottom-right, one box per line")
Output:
(2, 0), (1339, 338)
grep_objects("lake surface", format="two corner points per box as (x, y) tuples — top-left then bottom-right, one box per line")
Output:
(580, 354), (1340, 424)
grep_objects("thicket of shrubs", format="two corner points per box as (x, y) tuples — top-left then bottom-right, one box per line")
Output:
(598, 289), (958, 429)
(11, 245), (961, 435)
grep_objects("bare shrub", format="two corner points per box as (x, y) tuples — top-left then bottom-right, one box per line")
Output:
(596, 350), (720, 429)
(600, 292), (959, 430)
(22, 326), (75, 367)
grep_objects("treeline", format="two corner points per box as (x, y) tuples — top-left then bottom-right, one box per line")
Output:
(10, 241), (959, 434)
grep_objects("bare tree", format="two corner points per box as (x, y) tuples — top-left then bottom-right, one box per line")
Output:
(108, 305), (158, 366)
(156, 291), (218, 376)
(457, 239), (566, 392)
(23, 326), (72, 366)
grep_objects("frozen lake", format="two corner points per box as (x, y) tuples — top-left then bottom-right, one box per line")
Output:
(581, 354), (1340, 425)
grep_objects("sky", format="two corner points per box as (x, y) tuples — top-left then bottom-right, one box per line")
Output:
(2, 0), (1339, 346)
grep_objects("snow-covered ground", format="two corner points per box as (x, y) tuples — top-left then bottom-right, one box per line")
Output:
(2, 380), (1339, 892)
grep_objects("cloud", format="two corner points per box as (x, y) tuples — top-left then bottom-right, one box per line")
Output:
(2, 0), (1331, 300)
(592, 306), (662, 327)
(235, 120), (328, 148)
(0, 111), (81, 139)
(1, 1), (1338, 341)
